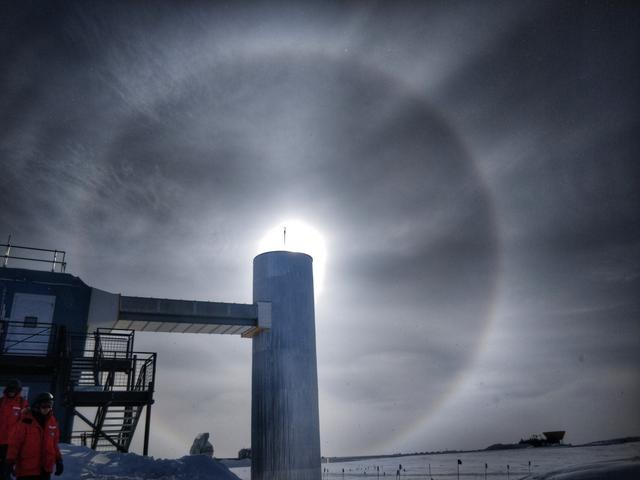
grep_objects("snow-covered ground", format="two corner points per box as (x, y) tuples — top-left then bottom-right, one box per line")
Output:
(54, 442), (639, 479)
(231, 442), (640, 480)
(523, 457), (640, 479)
(59, 444), (239, 479)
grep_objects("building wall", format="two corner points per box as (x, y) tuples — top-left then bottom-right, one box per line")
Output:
(0, 267), (93, 441)
(0, 267), (92, 332)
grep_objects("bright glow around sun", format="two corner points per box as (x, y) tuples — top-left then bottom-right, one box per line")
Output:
(257, 219), (327, 295)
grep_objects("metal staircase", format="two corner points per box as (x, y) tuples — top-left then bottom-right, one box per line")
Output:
(68, 328), (156, 453)
(69, 356), (99, 388)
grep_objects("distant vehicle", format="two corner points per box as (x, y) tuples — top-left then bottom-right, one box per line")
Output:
(542, 431), (566, 444)
(519, 431), (566, 447)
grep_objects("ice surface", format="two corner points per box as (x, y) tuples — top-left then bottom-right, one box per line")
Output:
(231, 442), (640, 480)
(522, 457), (640, 479)
(59, 444), (240, 479)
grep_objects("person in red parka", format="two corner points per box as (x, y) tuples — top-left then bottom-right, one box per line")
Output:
(6, 392), (63, 480)
(0, 379), (28, 480)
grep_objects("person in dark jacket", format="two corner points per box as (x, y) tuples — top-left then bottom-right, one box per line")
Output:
(0, 380), (28, 480)
(6, 392), (63, 480)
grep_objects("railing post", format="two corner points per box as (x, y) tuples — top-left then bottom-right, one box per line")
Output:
(131, 355), (137, 390)
(2, 236), (10, 268)
(150, 353), (156, 392)
(143, 403), (152, 456)
(128, 330), (134, 358)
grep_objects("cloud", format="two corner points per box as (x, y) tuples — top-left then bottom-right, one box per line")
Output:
(1, 0), (638, 458)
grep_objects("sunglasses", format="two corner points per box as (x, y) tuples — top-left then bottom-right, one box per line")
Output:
(38, 404), (53, 410)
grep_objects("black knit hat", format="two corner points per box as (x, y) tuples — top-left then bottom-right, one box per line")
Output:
(32, 392), (54, 406)
(4, 379), (21, 393)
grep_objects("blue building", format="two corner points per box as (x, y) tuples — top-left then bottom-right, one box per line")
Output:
(0, 243), (156, 454)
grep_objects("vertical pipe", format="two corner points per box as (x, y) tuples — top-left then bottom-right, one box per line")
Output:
(252, 251), (321, 480)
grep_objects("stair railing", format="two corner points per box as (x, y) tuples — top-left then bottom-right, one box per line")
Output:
(67, 329), (155, 453)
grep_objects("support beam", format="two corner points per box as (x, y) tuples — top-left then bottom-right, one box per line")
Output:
(143, 404), (152, 456)
(73, 409), (124, 452)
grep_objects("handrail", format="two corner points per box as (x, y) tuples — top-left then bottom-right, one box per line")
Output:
(0, 320), (55, 355)
(1, 241), (66, 272)
(68, 349), (156, 392)
(133, 354), (156, 392)
(3, 327), (53, 349)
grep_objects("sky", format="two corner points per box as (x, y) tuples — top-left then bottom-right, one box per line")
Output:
(1, 0), (639, 459)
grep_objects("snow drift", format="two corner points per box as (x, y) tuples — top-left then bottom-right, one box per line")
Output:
(59, 444), (239, 479)
(522, 457), (640, 480)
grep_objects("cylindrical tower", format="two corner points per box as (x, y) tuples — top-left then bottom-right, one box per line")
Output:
(252, 251), (321, 480)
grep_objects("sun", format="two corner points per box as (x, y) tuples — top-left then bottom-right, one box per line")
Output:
(257, 219), (327, 295)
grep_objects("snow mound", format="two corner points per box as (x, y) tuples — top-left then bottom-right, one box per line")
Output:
(59, 444), (240, 480)
(521, 457), (640, 480)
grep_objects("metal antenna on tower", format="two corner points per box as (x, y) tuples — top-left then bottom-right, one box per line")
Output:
(283, 227), (287, 247)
